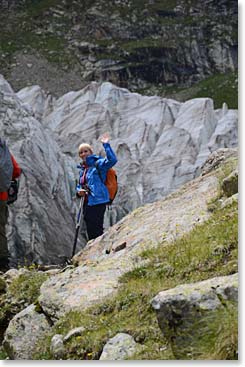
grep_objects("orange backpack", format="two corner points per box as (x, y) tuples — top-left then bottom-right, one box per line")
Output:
(95, 162), (118, 204)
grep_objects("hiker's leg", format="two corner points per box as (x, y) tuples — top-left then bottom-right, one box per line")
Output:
(0, 200), (9, 270)
(84, 203), (106, 240)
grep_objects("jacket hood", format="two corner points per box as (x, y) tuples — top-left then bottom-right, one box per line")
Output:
(77, 155), (100, 169)
(86, 154), (100, 167)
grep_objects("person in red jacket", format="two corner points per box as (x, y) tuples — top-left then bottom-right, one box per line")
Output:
(0, 154), (21, 272)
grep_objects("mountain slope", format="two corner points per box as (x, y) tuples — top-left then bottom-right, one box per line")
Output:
(0, 0), (238, 106)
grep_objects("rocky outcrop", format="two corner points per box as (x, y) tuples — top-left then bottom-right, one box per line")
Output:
(1, 75), (238, 265)
(201, 148), (238, 176)
(151, 273), (238, 359)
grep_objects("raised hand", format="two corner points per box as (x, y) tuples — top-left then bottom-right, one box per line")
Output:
(100, 132), (110, 144)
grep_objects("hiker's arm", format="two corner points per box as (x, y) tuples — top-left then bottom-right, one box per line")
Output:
(101, 143), (117, 169)
(98, 133), (117, 169)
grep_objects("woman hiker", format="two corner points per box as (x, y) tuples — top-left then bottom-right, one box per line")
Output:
(76, 133), (117, 241)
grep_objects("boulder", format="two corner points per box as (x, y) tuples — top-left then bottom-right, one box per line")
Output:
(222, 169), (238, 197)
(151, 273), (238, 359)
(99, 333), (140, 360)
(50, 334), (65, 359)
(3, 304), (51, 359)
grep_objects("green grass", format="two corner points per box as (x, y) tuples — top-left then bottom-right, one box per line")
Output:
(0, 28), (72, 65)
(32, 193), (238, 360)
(21, 0), (61, 17)
(201, 302), (238, 360)
(120, 37), (176, 52)
(0, 346), (8, 360)
(138, 71), (238, 109)
(7, 271), (48, 303)
(190, 72), (238, 109)
(0, 0), (73, 66)
(148, 0), (178, 14)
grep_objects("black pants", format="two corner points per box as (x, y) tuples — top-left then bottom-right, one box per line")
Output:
(83, 202), (106, 240)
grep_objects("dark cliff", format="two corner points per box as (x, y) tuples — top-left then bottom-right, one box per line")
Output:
(0, 0), (238, 106)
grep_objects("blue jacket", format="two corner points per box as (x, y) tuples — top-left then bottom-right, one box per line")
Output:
(77, 143), (117, 206)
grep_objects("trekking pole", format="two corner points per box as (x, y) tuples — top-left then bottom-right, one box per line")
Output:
(71, 191), (86, 257)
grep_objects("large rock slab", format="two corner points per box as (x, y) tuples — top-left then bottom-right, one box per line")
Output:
(151, 273), (238, 359)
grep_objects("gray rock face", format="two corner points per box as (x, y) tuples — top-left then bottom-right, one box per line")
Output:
(0, 75), (77, 266)
(28, 80), (237, 223)
(1, 75), (238, 265)
(3, 304), (51, 360)
(151, 273), (238, 359)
